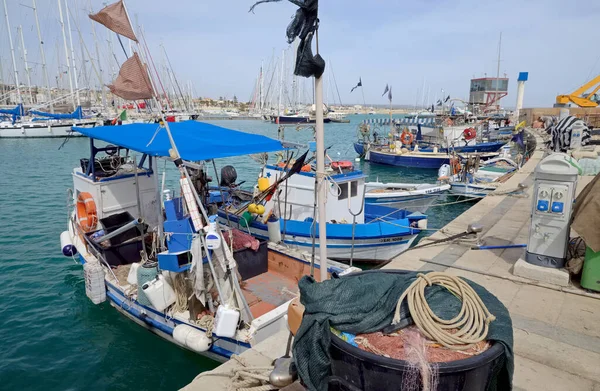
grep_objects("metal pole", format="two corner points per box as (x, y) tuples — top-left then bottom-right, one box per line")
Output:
(88, 0), (105, 110)
(495, 32), (502, 114)
(314, 32), (328, 281)
(57, 0), (75, 109)
(3, 0), (22, 104)
(32, 0), (54, 112)
(64, 0), (81, 107)
(17, 26), (33, 105)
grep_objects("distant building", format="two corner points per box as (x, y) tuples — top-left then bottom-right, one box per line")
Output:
(469, 77), (508, 113)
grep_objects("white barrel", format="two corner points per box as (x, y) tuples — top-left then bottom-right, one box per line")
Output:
(438, 164), (451, 179)
(84, 261), (106, 304)
(142, 274), (176, 312)
(173, 324), (211, 352)
(267, 218), (282, 243)
(60, 231), (77, 257)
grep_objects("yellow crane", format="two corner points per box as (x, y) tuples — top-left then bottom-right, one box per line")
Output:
(556, 75), (600, 107)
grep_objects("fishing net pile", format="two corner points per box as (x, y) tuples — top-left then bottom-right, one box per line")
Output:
(293, 271), (513, 391)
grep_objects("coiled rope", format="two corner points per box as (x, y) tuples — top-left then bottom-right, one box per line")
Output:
(392, 272), (496, 350)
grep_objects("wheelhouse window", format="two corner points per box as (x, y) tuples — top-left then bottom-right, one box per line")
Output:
(338, 181), (358, 200)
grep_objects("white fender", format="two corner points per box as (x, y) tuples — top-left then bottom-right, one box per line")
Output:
(173, 324), (211, 352)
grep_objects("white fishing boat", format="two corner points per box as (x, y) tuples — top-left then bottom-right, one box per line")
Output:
(61, 120), (356, 362)
(364, 181), (450, 212)
(0, 105), (98, 138)
(217, 161), (427, 264)
(440, 157), (518, 198)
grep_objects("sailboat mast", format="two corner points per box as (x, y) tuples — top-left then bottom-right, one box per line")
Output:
(17, 26), (33, 105)
(64, 0), (81, 107)
(495, 32), (502, 114)
(87, 0), (105, 110)
(260, 61), (264, 112)
(58, 0), (75, 109)
(278, 50), (284, 118)
(3, 0), (22, 104)
(32, 0), (53, 112)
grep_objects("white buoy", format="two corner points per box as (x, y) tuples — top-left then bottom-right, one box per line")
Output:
(173, 324), (211, 352)
(417, 219), (428, 230)
(354, 157), (360, 162)
(127, 263), (140, 285)
(267, 217), (282, 243)
(60, 231), (77, 256)
(84, 261), (106, 304)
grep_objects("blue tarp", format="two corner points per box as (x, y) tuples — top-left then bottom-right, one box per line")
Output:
(73, 120), (286, 161)
(29, 105), (84, 120)
(0, 104), (24, 123)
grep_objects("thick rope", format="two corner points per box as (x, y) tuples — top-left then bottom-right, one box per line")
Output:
(191, 354), (278, 391)
(392, 272), (496, 350)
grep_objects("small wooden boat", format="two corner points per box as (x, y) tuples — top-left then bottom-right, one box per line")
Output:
(364, 182), (450, 212)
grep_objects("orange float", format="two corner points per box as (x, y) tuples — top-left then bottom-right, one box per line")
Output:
(331, 160), (353, 170)
(463, 127), (477, 140)
(76, 192), (98, 232)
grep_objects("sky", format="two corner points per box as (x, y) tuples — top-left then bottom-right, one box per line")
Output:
(1, 0), (600, 108)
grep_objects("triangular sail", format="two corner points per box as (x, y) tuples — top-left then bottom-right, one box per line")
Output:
(89, 0), (137, 42)
(108, 52), (155, 100)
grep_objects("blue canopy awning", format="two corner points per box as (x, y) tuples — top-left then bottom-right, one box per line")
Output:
(73, 120), (286, 161)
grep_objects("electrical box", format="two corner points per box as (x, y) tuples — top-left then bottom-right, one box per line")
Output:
(526, 153), (579, 268)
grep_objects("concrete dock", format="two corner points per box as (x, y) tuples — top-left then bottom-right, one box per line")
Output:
(185, 128), (600, 391)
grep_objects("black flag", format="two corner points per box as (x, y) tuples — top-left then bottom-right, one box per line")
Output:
(388, 85), (392, 102)
(382, 84), (389, 97)
(430, 104), (434, 112)
(444, 95), (450, 102)
(436, 99), (442, 106)
(350, 78), (362, 93)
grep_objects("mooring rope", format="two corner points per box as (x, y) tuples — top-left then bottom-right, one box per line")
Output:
(392, 272), (496, 350)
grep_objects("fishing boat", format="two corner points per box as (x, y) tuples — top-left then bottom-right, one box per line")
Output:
(216, 161), (427, 263)
(61, 120), (356, 363)
(440, 156), (519, 198)
(364, 181), (450, 212)
(270, 114), (331, 124)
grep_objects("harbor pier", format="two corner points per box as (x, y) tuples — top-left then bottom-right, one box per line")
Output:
(184, 128), (600, 390)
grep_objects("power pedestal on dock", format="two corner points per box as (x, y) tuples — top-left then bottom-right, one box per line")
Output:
(525, 153), (579, 268)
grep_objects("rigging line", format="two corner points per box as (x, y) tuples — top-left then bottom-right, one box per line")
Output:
(138, 28), (172, 111)
(329, 60), (343, 106)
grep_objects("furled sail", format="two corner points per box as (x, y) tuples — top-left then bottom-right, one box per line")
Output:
(29, 106), (84, 120)
(89, 0), (137, 42)
(108, 52), (155, 100)
(0, 104), (24, 123)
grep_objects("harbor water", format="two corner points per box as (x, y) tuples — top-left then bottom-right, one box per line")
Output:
(0, 115), (473, 390)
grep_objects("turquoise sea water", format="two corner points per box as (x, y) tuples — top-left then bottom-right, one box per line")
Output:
(0, 115), (474, 390)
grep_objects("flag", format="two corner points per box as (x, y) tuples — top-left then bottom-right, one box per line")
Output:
(111, 109), (127, 125)
(382, 84), (389, 97)
(108, 52), (154, 100)
(444, 95), (450, 102)
(350, 78), (362, 93)
(89, 0), (137, 42)
(436, 99), (442, 106)
(388, 85), (392, 102)
(511, 130), (525, 149)
(430, 104), (434, 112)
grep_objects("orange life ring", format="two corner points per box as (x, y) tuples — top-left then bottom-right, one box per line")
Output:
(301, 164), (311, 172)
(463, 127), (477, 140)
(76, 192), (98, 232)
(400, 131), (414, 145)
(331, 160), (353, 170)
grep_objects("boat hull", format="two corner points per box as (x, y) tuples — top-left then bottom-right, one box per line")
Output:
(354, 141), (505, 158)
(367, 150), (450, 169)
(218, 211), (420, 263)
(449, 182), (495, 198)
(365, 192), (443, 213)
(0, 120), (97, 138)
(271, 115), (331, 124)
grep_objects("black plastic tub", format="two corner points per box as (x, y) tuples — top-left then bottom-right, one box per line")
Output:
(234, 240), (268, 280)
(328, 270), (506, 391)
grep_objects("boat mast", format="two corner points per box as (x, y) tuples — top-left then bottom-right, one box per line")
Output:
(32, 0), (54, 112)
(278, 50), (284, 118)
(259, 61), (264, 112)
(58, 0), (75, 109)
(88, 1), (106, 110)
(17, 25), (34, 105)
(314, 52), (328, 281)
(3, 0), (22, 104)
(64, 0), (81, 107)
(495, 32), (502, 114)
